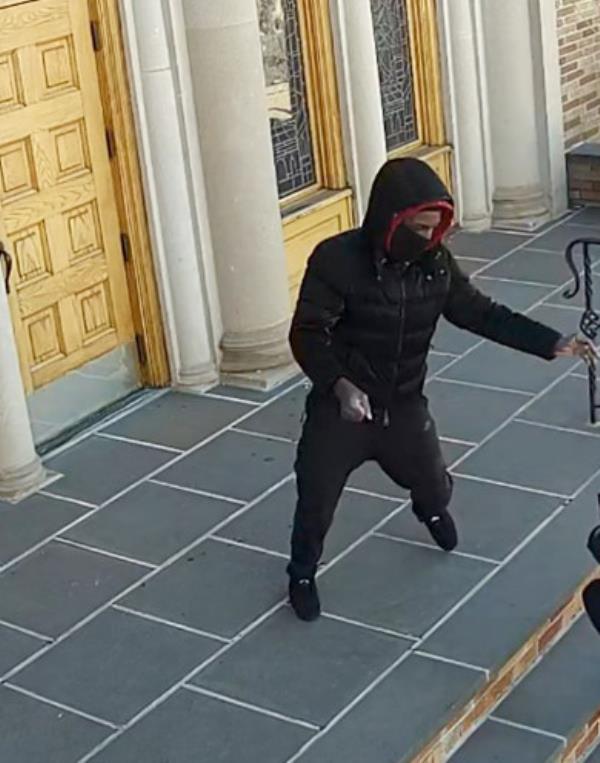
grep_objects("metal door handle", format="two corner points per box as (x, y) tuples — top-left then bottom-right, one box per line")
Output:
(0, 242), (12, 294)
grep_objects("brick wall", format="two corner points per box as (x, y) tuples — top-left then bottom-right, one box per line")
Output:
(556, 0), (600, 149)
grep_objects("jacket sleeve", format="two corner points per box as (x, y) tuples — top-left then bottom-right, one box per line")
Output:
(442, 254), (562, 360)
(289, 247), (346, 391)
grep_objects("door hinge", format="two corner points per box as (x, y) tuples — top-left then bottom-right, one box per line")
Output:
(105, 128), (116, 160)
(90, 20), (102, 52)
(120, 232), (132, 263)
(135, 334), (147, 366)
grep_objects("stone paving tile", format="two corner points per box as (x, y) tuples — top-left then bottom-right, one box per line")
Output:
(439, 341), (573, 394)
(218, 479), (401, 562)
(12, 608), (220, 725)
(206, 375), (303, 404)
(447, 230), (532, 259)
(159, 430), (294, 502)
(472, 277), (555, 312)
(64, 481), (239, 565)
(0, 542), (147, 638)
(457, 420), (600, 496)
(426, 379), (528, 443)
(45, 436), (173, 505)
(481, 249), (573, 286)
(569, 206), (600, 227)
(235, 385), (308, 441)
(455, 257), (489, 276)
(528, 303), (584, 336)
(518, 376), (600, 436)
(427, 351), (456, 376)
(102, 391), (249, 449)
(432, 318), (482, 355)
(441, 440), (474, 466)
(421, 480), (599, 670)
(123, 538), (284, 639)
(92, 688), (313, 763)
(295, 654), (484, 763)
(193, 608), (411, 726)
(0, 685), (110, 763)
(320, 535), (493, 637)
(529, 224), (600, 254)
(495, 616), (600, 737)
(0, 624), (47, 676)
(0, 494), (87, 566)
(449, 719), (561, 762)
(381, 476), (560, 562)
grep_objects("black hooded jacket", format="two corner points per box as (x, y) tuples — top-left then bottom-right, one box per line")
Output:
(289, 159), (562, 405)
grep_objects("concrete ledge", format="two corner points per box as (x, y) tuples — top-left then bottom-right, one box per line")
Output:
(567, 143), (600, 206)
(219, 362), (301, 392)
(413, 575), (593, 762)
(452, 611), (600, 762)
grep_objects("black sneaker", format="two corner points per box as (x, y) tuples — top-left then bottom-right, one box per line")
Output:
(289, 577), (321, 622)
(424, 510), (458, 552)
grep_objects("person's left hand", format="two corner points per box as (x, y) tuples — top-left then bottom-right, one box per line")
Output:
(554, 334), (598, 365)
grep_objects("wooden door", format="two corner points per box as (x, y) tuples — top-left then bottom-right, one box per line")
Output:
(0, 0), (136, 392)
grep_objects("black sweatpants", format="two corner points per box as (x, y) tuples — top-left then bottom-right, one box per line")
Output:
(288, 390), (453, 581)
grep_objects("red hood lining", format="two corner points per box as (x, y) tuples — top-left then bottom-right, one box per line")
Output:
(384, 201), (455, 254)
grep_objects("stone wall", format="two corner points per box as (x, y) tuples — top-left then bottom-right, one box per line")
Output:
(556, 0), (600, 149)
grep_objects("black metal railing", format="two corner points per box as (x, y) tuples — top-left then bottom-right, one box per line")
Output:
(564, 238), (600, 424)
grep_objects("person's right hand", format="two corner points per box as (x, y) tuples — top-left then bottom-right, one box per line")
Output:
(554, 334), (598, 365)
(333, 378), (373, 423)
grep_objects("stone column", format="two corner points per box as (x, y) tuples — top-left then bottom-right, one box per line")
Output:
(121, 0), (220, 387)
(181, 1), (293, 374)
(0, 272), (47, 502)
(329, 0), (387, 219)
(441, 0), (492, 230)
(481, 0), (550, 227)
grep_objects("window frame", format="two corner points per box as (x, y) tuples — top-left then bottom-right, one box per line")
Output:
(259, 0), (347, 211)
(373, 0), (447, 159)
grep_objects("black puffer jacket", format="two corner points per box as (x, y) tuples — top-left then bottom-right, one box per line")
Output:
(290, 159), (562, 405)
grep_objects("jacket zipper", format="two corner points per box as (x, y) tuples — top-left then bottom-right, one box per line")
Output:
(385, 265), (408, 424)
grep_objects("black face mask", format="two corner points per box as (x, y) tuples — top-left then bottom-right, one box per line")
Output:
(388, 224), (431, 263)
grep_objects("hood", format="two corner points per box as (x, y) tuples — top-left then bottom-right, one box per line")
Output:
(363, 158), (454, 256)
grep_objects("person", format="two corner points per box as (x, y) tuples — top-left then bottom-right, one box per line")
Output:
(584, 509), (600, 635)
(286, 158), (597, 622)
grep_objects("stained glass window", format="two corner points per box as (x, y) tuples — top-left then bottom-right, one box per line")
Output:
(258, 0), (317, 198)
(371, 0), (418, 152)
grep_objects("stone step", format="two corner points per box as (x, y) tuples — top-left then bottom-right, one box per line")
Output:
(586, 742), (600, 762)
(295, 477), (600, 763)
(449, 614), (600, 762)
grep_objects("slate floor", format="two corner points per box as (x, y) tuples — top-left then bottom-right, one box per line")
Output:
(2, 209), (600, 762)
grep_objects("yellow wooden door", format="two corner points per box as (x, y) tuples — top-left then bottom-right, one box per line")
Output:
(0, 0), (135, 392)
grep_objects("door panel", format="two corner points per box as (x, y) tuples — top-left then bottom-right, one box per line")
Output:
(0, 0), (135, 391)
(284, 190), (353, 307)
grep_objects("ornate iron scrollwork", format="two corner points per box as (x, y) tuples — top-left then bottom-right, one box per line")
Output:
(564, 238), (600, 424)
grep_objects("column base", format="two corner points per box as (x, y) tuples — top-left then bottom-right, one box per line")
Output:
(0, 458), (57, 504)
(220, 319), (293, 374)
(460, 212), (493, 232)
(492, 184), (550, 231)
(177, 362), (219, 388)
